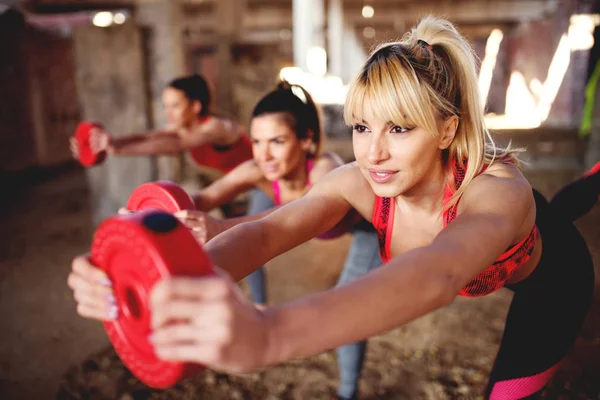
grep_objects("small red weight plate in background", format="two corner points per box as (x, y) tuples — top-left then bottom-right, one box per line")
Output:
(126, 181), (195, 213)
(91, 210), (215, 388)
(74, 121), (107, 167)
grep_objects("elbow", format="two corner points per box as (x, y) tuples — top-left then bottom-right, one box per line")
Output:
(193, 194), (206, 211)
(420, 250), (461, 308)
(420, 267), (458, 310)
(436, 257), (470, 307)
(437, 273), (459, 307)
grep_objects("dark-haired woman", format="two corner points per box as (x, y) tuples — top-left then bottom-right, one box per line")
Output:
(69, 74), (253, 175)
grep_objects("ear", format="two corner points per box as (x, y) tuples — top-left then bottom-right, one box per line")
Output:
(439, 116), (458, 150)
(191, 100), (203, 116)
(300, 130), (314, 152)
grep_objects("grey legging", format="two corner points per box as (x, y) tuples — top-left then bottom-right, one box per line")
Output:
(245, 189), (382, 399)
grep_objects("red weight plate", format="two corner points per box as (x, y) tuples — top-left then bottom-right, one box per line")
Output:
(74, 121), (107, 167)
(91, 210), (215, 388)
(126, 181), (196, 213)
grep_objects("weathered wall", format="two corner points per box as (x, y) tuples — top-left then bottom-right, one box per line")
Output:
(0, 9), (80, 172)
(26, 26), (80, 167)
(0, 10), (39, 172)
(73, 21), (152, 225)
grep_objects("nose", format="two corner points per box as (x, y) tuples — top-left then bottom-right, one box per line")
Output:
(367, 133), (390, 165)
(254, 141), (272, 162)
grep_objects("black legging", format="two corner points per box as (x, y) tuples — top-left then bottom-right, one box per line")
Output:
(485, 193), (595, 399)
(549, 166), (600, 223)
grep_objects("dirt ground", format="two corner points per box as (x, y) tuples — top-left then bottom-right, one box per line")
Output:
(0, 164), (599, 400)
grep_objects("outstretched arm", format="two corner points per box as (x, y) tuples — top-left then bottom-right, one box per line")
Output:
(149, 169), (536, 373)
(109, 130), (185, 156)
(205, 167), (354, 281)
(110, 118), (240, 156)
(264, 172), (535, 365)
(192, 160), (264, 211)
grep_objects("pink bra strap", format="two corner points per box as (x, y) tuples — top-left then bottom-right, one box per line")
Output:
(306, 159), (314, 187)
(272, 180), (281, 206)
(272, 158), (313, 206)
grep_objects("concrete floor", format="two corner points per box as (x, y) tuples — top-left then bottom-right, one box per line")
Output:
(0, 160), (598, 399)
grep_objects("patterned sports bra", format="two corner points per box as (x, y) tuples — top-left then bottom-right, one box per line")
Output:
(372, 160), (538, 297)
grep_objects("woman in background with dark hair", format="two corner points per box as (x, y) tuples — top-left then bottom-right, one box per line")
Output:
(70, 74), (253, 176)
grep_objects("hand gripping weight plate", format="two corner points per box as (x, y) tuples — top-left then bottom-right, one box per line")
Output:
(91, 210), (214, 388)
(74, 121), (107, 167)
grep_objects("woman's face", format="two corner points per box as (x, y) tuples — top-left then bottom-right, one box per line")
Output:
(352, 103), (446, 199)
(250, 114), (312, 181)
(162, 87), (200, 130)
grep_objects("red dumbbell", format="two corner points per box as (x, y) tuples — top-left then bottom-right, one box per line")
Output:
(91, 210), (214, 388)
(73, 121), (108, 167)
(126, 181), (196, 213)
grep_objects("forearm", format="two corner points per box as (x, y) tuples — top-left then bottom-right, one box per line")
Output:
(263, 246), (455, 366)
(205, 220), (288, 281)
(111, 135), (183, 156)
(205, 189), (353, 281)
(219, 208), (277, 231)
(192, 193), (219, 211)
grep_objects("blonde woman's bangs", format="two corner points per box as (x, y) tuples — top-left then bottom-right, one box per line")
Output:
(344, 55), (437, 133)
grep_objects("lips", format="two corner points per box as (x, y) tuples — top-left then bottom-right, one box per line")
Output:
(261, 163), (279, 174)
(368, 168), (398, 184)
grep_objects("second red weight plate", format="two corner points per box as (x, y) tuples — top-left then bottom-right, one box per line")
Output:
(126, 181), (195, 213)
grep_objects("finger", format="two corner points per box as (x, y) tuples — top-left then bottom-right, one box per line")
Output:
(151, 299), (200, 329)
(76, 302), (118, 321)
(173, 210), (189, 218)
(72, 256), (112, 287)
(212, 266), (234, 283)
(153, 342), (222, 364)
(72, 283), (115, 309)
(68, 273), (116, 312)
(176, 217), (203, 229)
(117, 207), (132, 215)
(190, 231), (208, 245)
(175, 210), (208, 220)
(77, 301), (119, 319)
(69, 141), (79, 156)
(190, 225), (208, 235)
(150, 322), (198, 345)
(152, 299), (232, 330)
(150, 276), (226, 309)
(151, 322), (231, 346)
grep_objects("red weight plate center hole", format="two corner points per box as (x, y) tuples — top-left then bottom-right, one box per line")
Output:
(123, 285), (143, 320)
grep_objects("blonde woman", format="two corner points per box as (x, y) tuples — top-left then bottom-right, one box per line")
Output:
(69, 17), (593, 399)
